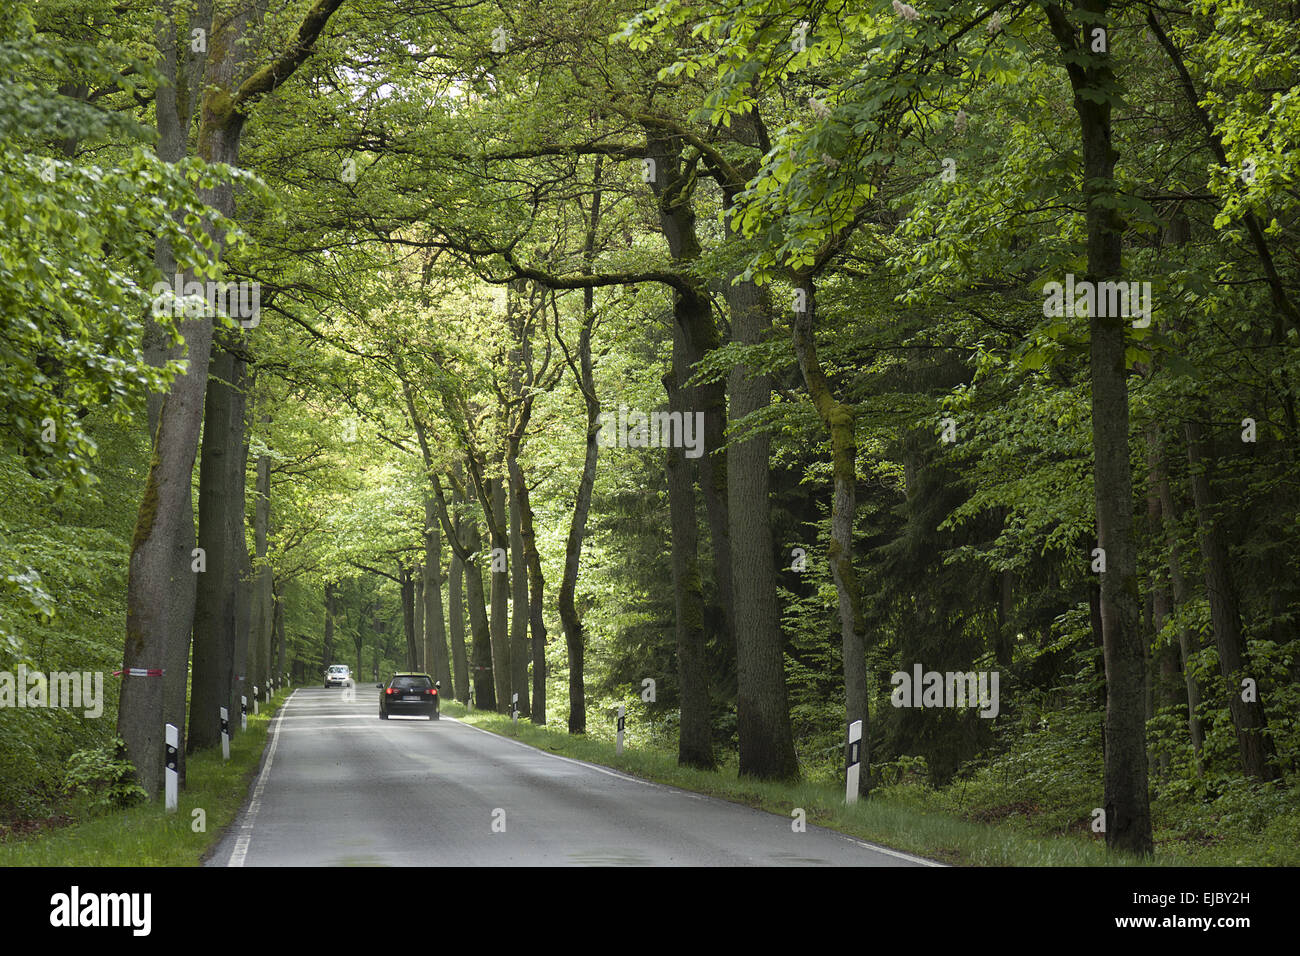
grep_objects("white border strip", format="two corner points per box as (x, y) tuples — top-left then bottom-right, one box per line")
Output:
(227, 688), (296, 867)
(847, 837), (946, 867)
(444, 715), (945, 867)
(444, 716), (660, 788)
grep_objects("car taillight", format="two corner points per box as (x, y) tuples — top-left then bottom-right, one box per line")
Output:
(428, 688), (437, 695)
(385, 687), (395, 695)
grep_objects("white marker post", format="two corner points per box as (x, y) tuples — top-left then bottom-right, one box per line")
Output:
(253, 685), (259, 715)
(220, 706), (230, 761)
(511, 692), (519, 730)
(845, 719), (862, 805)
(164, 723), (179, 812)
(240, 695), (248, 731)
(616, 703), (625, 756)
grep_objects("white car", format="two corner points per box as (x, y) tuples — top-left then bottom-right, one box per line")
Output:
(324, 664), (352, 688)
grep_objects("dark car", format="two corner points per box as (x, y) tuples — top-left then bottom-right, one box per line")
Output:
(378, 673), (440, 720)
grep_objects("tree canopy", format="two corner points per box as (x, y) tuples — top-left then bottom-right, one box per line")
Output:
(1, 0), (1297, 863)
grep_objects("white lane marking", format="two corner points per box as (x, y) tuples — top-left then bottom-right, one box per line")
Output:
(443, 716), (663, 788)
(276, 723), (383, 732)
(443, 716), (942, 867)
(846, 838), (946, 867)
(227, 689), (296, 867)
(277, 714), (384, 719)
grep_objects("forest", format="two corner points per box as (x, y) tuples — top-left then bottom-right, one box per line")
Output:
(1, 0), (1297, 864)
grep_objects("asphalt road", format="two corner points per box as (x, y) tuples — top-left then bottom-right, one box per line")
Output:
(207, 686), (939, 867)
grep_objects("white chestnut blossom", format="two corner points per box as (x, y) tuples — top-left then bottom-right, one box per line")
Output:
(892, 0), (919, 21)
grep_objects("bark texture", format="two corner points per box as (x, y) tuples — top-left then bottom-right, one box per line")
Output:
(1185, 420), (1279, 780)
(664, 331), (714, 769)
(1045, 0), (1152, 854)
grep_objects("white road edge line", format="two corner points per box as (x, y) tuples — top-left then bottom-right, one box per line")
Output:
(847, 838), (946, 867)
(444, 716), (660, 788)
(227, 688), (296, 867)
(443, 715), (945, 867)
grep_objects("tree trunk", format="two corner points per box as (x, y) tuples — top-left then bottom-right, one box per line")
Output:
(1145, 456), (1177, 775)
(274, 580), (285, 687)
(1148, 424), (1205, 772)
(145, 0), (209, 441)
(187, 334), (245, 754)
(323, 582), (336, 672)
(501, 282), (554, 724)
(424, 499), (452, 695)
(449, 510), (469, 702)
(121, 294), (216, 792)
(508, 475), (530, 717)
(463, 515), (496, 709)
(516, 469), (547, 724)
(1045, 0), (1152, 855)
(1185, 419), (1279, 779)
(664, 333), (714, 769)
(790, 279), (856, 786)
(230, 497), (252, 725)
(995, 568), (1015, 668)
(413, 567), (425, 672)
(397, 374), (457, 696)
(644, 130), (735, 659)
(355, 598), (368, 680)
(554, 168), (605, 734)
(557, 279), (600, 735)
(726, 276), (798, 780)
(431, 470), (477, 703)
(401, 565), (418, 671)
(119, 0), (345, 797)
(248, 424), (272, 699)
(486, 477), (512, 712)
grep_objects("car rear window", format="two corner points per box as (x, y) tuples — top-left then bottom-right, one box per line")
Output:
(391, 676), (432, 690)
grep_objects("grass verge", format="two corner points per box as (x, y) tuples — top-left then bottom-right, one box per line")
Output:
(442, 701), (1194, 866)
(0, 687), (292, 866)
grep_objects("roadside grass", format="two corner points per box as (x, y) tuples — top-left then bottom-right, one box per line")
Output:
(0, 687), (292, 866)
(442, 701), (1192, 866)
